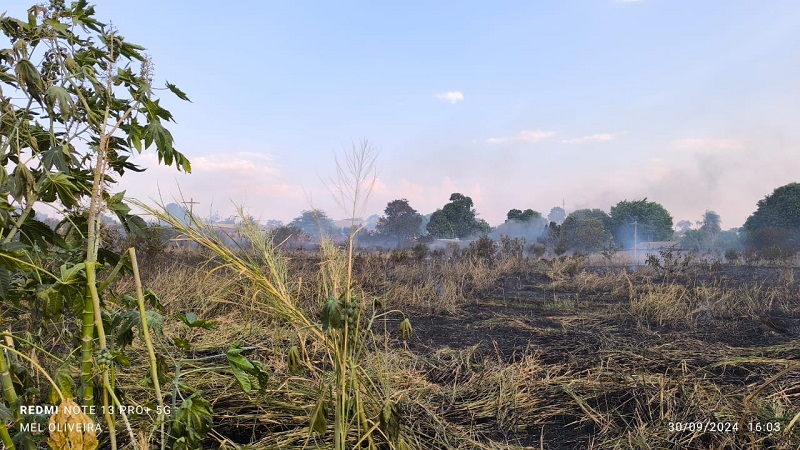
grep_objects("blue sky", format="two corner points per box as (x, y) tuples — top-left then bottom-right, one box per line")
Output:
(4, 1), (800, 227)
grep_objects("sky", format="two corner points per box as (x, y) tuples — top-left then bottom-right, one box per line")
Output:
(3, 0), (800, 228)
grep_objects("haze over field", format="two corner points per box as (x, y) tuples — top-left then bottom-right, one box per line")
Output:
(4, 1), (799, 226)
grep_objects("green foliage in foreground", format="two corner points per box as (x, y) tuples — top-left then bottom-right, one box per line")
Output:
(0, 2), (199, 449)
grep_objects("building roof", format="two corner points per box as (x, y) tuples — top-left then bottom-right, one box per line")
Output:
(635, 241), (682, 250)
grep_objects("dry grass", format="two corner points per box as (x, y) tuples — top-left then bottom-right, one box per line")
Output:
(103, 248), (800, 449)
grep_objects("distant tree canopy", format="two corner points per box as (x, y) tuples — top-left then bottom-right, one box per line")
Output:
(681, 210), (724, 252)
(609, 198), (674, 247)
(376, 198), (423, 243)
(547, 206), (566, 225)
(269, 224), (308, 248)
(676, 220), (693, 234)
(492, 208), (545, 241)
(743, 182), (800, 250)
(288, 209), (338, 242)
(506, 208), (541, 222)
(699, 210), (722, 236)
(426, 193), (487, 238)
(265, 219), (284, 230)
(561, 209), (613, 252)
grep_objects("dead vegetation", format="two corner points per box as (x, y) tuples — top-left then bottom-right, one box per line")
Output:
(105, 244), (800, 449)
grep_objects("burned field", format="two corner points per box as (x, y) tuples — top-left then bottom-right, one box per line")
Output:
(136, 245), (798, 449)
(8, 237), (800, 450)
(354, 252), (800, 449)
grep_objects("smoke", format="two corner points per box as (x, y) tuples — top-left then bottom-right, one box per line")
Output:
(489, 218), (548, 243)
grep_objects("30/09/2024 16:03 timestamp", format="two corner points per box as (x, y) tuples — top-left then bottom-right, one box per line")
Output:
(667, 421), (781, 433)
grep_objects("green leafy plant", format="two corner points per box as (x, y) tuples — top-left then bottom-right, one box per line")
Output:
(0, 2), (191, 449)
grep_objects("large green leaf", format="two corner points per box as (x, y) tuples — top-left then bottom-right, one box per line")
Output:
(143, 119), (173, 152)
(59, 262), (85, 284)
(111, 307), (165, 350)
(380, 399), (402, 444)
(105, 191), (149, 237)
(177, 312), (216, 329)
(40, 172), (78, 209)
(41, 144), (77, 172)
(0, 267), (11, 301)
(227, 346), (268, 394)
(45, 85), (74, 120)
(19, 217), (64, 250)
(321, 295), (342, 332)
(309, 396), (328, 437)
(166, 81), (191, 102)
(227, 346), (255, 393)
(11, 163), (34, 203)
(14, 59), (45, 105)
(171, 392), (213, 450)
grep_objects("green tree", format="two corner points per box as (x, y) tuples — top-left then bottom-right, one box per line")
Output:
(561, 209), (613, 252)
(0, 2), (190, 448)
(682, 210), (723, 252)
(289, 209), (338, 242)
(426, 193), (484, 238)
(376, 198), (423, 244)
(494, 208), (545, 241)
(609, 198), (674, 247)
(699, 210), (721, 236)
(269, 224), (309, 248)
(507, 208), (541, 222)
(743, 182), (800, 250)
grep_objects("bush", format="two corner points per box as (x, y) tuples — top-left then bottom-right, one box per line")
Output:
(466, 236), (497, 262)
(724, 249), (740, 263)
(529, 244), (546, 258)
(760, 246), (795, 264)
(499, 236), (525, 260)
(411, 242), (429, 261)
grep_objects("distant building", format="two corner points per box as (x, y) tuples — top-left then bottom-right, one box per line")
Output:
(635, 241), (682, 252)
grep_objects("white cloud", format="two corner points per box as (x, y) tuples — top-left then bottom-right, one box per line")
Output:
(560, 132), (622, 144)
(434, 91), (464, 104)
(118, 151), (306, 221)
(674, 138), (744, 150)
(487, 129), (555, 144)
(190, 152), (280, 175)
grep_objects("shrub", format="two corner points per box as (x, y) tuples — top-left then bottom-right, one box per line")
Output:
(411, 242), (429, 261)
(724, 249), (740, 264)
(466, 236), (496, 262)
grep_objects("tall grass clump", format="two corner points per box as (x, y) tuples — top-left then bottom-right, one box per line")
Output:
(134, 143), (413, 449)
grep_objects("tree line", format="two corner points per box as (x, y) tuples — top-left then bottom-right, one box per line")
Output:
(131, 173), (798, 257)
(245, 182), (800, 255)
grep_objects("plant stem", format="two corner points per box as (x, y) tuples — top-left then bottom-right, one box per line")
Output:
(0, 422), (15, 450)
(0, 192), (37, 245)
(0, 347), (19, 420)
(104, 373), (138, 450)
(0, 345), (64, 403)
(130, 247), (167, 450)
(80, 287), (95, 406)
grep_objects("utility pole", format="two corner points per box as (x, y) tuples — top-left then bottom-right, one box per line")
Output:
(182, 198), (199, 218)
(633, 220), (638, 267)
(179, 198), (200, 250)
